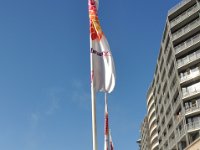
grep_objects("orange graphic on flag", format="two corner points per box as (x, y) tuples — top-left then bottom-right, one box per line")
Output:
(89, 0), (104, 40)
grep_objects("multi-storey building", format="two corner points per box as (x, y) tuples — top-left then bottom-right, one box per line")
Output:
(138, 116), (151, 150)
(147, 87), (159, 150)
(138, 0), (200, 149)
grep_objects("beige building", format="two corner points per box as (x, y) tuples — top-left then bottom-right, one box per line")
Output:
(138, 0), (200, 149)
(147, 87), (159, 150)
(138, 116), (151, 150)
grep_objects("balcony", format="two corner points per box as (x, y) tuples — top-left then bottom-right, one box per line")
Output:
(180, 69), (200, 85)
(150, 124), (157, 136)
(148, 99), (155, 112)
(168, 0), (191, 15)
(149, 116), (157, 128)
(148, 107), (156, 122)
(177, 50), (200, 70)
(151, 141), (159, 150)
(185, 103), (200, 116)
(182, 88), (200, 101)
(174, 34), (200, 56)
(150, 132), (159, 143)
(187, 121), (200, 132)
(172, 18), (200, 41)
(170, 3), (199, 28)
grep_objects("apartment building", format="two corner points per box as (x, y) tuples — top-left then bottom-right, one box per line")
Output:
(138, 0), (200, 149)
(147, 87), (159, 150)
(138, 117), (151, 150)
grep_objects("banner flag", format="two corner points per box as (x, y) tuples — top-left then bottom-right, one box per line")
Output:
(109, 130), (114, 150)
(89, 0), (116, 93)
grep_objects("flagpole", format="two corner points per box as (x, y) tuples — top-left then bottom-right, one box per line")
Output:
(91, 87), (98, 150)
(90, 39), (98, 150)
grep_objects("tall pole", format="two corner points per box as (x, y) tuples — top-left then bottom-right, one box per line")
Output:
(91, 87), (98, 150)
(90, 36), (98, 150)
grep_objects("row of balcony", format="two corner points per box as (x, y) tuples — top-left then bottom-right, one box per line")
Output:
(172, 17), (200, 41)
(161, 120), (200, 149)
(185, 103), (200, 115)
(177, 49), (200, 69)
(170, 2), (198, 27)
(175, 33), (200, 55)
(187, 120), (200, 132)
(168, 0), (191, 16)
(182, 87), (200, 100)
(180, 69), (200, 84)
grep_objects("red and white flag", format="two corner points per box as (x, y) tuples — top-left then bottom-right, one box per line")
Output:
(109, 130), (114, 150)
(88, 0), (116, 93)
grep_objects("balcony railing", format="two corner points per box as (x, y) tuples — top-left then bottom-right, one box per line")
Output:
(180, 69), (200, 83)
(175, 34), (200, 54)
(151, 141), (159, 150)
(170, 3), (198, 27)
(168, 0), (191, 15)
(182, 88), (200, 99)
(173, 18), (200, 40)
(187, 121), (200, 132)
(185, 104), (200, 115)
(177, 50), (200, 68)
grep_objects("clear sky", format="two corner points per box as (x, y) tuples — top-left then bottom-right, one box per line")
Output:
(0, 0), (181, 149)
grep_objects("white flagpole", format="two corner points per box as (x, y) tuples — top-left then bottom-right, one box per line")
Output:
(91, 87), (98, 150)
(90, 40), (98, 150)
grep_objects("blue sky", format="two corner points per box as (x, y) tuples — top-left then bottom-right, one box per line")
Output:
(0, 0), (181, 149)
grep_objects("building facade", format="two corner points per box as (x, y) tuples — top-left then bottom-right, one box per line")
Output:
(139, 116), (151, 150)
(147, 87), (159, 150)
(138, 0), (200, 149)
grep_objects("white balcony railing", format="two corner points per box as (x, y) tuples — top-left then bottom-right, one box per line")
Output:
(182, 88), (200, 99)
(151, 141), (159, 150)
(185, 104), (200, 115)
(187, 121), (200, 132)
(150, 133), (158, 143)
(175, 34), (200, 54)
(180, 70), (200, 83)
(168, 0), (191, 15)
(173, 18), (200, 40)
(170, 4), (198, 27)
(177, 50), (200, 68)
